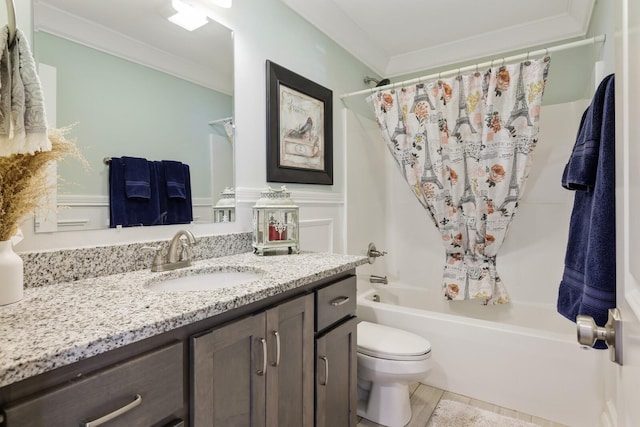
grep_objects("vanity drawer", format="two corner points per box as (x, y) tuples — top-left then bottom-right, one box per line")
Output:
(315, 275), (356, 332)
(2, 342), (183, 427)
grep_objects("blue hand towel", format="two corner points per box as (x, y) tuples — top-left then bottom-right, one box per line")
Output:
(162, 160), (187, 199)
(109, 157), (162, 227)
(557, 74), (616, 349)
(154, 161), (193, 225)
(122, 156), (151, 199)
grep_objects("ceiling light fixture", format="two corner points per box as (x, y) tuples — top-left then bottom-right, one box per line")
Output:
(209, 0), (232, 8)
(169, 0), (209, 31)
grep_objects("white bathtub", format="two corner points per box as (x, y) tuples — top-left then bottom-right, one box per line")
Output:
(356, 280), (607, 427)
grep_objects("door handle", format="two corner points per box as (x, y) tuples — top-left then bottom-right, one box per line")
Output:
(271, 331), (281, 367)
(257, 338), (267, 375)
(81, 394), (142, 426)
(576, 308), (622, 365)
(330, 296), (350, 307)
(319, 356), (329, 386)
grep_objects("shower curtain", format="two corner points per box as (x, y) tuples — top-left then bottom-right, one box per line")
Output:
(370, 58), (550, 304)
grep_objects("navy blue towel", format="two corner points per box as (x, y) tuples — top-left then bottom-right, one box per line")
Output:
(557, 74), (616, 349)
(122, 156), (151, 199)
(109, 157), (162, 227)
(155, 161), (193, 225)
(162, 160), (187, 199)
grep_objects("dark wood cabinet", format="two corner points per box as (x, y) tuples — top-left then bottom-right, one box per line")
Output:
(191, 293), (314, 427)
(1, 342), (184, 427)
(0, 270), (356, 427)
(191, 312), (266, 427)
(315, 317), (358, 427)
(314, 275), (358, 427)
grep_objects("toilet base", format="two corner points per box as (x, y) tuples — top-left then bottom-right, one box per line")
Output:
(357, 382), (411, 427)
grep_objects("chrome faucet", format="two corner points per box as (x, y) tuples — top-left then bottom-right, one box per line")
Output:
(369, 274), (388, 285)
(148, 229), (197, 272)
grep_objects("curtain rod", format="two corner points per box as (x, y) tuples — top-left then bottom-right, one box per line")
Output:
(340, 34), (606, 100)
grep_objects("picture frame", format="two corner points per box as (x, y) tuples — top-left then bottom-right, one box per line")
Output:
(266, 60), (333, 185)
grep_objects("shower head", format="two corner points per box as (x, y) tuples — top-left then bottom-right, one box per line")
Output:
(364, 76), (391, 87)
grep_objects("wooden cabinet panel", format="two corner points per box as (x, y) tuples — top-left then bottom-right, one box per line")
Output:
(2, 342), (183, 427)
(191, 293), (315, 427)
(266, 293), (314, 427)
(315, 317), (358, 427)
(315, 275), (356, 332)
(191, 313), (266, 427)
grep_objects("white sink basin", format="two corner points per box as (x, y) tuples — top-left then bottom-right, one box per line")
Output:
(148, 270), (263, 292)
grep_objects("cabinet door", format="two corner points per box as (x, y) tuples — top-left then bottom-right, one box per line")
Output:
(192, 313), (267, 427)
(315, 317), (358, 427)
(2, 342), (183, 427)
(265, 293), (314, 427)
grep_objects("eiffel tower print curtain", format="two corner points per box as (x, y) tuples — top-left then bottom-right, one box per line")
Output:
(370, 57), (550, 304)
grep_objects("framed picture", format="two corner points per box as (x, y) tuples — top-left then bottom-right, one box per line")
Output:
(266, 60), (333, 185)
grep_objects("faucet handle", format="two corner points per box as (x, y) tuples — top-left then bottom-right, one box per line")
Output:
(142, 246), (165, 270)
(367, 242), (388, 264)
(179, 241), (193, 262)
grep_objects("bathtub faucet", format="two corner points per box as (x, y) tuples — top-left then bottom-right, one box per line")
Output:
(370, 275), (388, 285)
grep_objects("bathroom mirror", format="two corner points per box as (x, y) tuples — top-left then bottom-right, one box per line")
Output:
(32, 0), (234, 231)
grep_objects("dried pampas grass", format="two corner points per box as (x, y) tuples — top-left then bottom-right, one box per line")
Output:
(0, 127), (85, 241)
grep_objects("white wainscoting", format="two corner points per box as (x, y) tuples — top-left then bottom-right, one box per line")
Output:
(235, 187), (344, 254)
(23, 188), (345, 253)
(299, 218), (334, 253)
(37, 196), (216, 232)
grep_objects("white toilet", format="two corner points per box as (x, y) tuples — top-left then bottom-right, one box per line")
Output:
(357, 321), (432, 427)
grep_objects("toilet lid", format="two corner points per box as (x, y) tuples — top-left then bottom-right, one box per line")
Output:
(357, 321), (431, 361)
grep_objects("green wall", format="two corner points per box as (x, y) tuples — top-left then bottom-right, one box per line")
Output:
(34, 32), (233, 198)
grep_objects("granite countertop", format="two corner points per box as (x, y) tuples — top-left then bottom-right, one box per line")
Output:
(0, 251), (368, 388)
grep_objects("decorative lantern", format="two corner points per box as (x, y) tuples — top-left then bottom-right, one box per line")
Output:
(213, 187), (235, 223)
(252, 186), (300, 255)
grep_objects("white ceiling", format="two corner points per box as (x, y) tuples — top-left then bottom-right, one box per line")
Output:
(33, 0), (234, 94)
(32, 0), (596, 91)
(281, 0), (596, 77)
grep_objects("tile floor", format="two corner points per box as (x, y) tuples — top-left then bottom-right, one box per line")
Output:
(357, 383), (568, 427)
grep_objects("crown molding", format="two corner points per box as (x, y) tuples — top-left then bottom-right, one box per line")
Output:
(33, 2), (231, 94)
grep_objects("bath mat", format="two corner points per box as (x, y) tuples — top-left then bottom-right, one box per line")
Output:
(427, 399), (539, 427)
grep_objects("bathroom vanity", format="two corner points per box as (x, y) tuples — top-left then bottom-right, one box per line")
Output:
(0, 251), (365, 426)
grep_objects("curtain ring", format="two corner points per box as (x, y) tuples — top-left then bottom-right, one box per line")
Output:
(525, 51), (531, 66)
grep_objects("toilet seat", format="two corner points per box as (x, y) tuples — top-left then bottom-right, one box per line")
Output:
(357, 321), (431, 361)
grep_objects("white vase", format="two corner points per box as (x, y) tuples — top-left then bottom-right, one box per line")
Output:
(0, 240), (23, 305)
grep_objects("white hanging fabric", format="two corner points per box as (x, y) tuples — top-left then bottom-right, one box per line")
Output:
(370, 57), (550, 304)
(0, 26), (50, 156)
